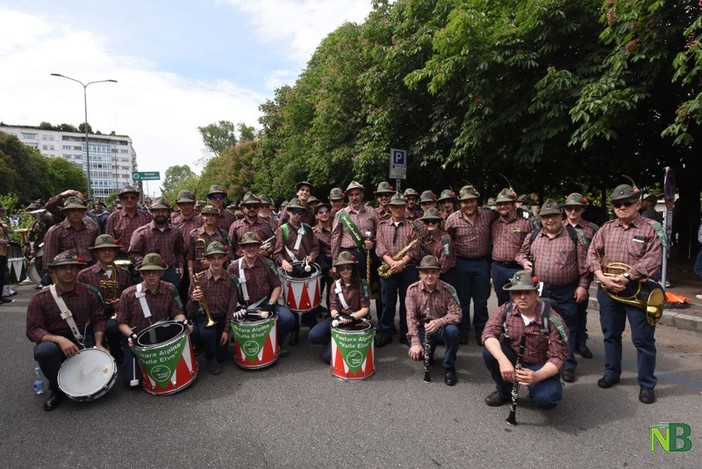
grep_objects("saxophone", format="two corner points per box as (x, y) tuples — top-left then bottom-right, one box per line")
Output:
(377, 237), (420, 279)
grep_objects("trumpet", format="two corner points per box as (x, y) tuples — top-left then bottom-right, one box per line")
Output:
(260, 235), (275, 251)
(100, 264), (120, 319)
(600, 260), (664, 326)
(378, 237), (420, 279)
(189, 266), (216, 327)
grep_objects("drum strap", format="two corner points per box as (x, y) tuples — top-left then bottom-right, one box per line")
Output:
(237, 257), (250, 303)
(283, 224), (305, 261)
(135, 283), (152, 319)
(334, 279), (350, 311)
(49, 284), (84, 342)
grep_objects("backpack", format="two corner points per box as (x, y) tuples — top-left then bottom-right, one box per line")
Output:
(502, 299), (569, 344)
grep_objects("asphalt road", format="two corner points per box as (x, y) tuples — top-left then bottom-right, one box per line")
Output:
(1, 283), (700, 468)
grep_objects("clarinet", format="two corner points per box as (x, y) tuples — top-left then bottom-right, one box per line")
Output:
(506, 335), (527, 426)
(423, 316), (434, 383)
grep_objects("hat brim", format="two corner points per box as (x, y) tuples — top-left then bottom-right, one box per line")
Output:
(539, 210), (562, 217)
(137, 264), (168, 271)
(503, 283), (539, 291)
(61, 205), (87, 211)
(49, 260), (87, 267)
(205, 250), (228, 256)
(89, 244), (120, 250)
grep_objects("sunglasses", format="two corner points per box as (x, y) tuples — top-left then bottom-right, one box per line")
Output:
(612, 201), (634, 209)
(564, 206), (583, 212)
(290, 209), (306, 216)
(210, 194), (225, 200)
(337, 265), (353, 271)
(317, 209), (329, 214)
(424, 220), (440, 225)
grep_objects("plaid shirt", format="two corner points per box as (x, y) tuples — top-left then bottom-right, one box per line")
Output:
(419, 229), (455, 274)
(258, 214), (279, 234)
(117, 281), (184, 334)
(491, 214), (533, 262)
(216, 210), (237, 233)
(516, 226), (589, 289)
(229, 217), (275, 257)
(587, 214), (662, 279)
(330, 205), (378, 261)
(105, 208), (152, 254)
(375, 218), (421, 262)
(444, 208), (498, 258)
(273, 222), (319, 265)
(226, 256), (280, 305)
(129, 221), (185, 269)
(187, 226), (230, 272)
(405, 280), (462, 347)
(78, 263), (133, 316)
(482, 301), (568, 372)
(375, 206), (391, 222)
(186, 269), (239, 324)
(26, 283), (106, 343)
(42, 218), (98, 270)
(171, 212), (202, 254)
(329, 280), (370, 314)
(565, 219), (598, 242)
(314, 224), (332, 258)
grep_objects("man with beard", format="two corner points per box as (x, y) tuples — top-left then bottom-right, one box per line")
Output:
(128, 198), (185, 289)
(490, 188), (534, 306)
(106, 186), (151, 259)
(229, 192), (275, 258)
(437, 189), (457, 219)
(403, 188), (423, 220)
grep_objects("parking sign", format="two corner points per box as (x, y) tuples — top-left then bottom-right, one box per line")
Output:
(389, 148), (407, 179)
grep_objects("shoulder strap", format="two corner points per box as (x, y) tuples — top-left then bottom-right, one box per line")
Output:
(645, 219), (667, 249)
(441, 235), (451, 256)
(529, 228), (541, 244)
(49, 285), (84, 342)
(540, 300), (569, 343)
(135, 283), (152, 319)
(564, 224), (579, 246)
(262, 257), (279, 277)
(442, 282), (460, 305)
(281, 224), (289, 245)
(218, 228), (232, 249)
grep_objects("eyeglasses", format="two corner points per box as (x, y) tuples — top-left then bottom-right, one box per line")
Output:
(317, 209), (329, 214)
(564, 206), (583, 212)
(290, 209), (306, 216)
(337, 265), (353, 271)
(210, 194), (225, 200)
(541, 214), (561, 220)
(612, 201), (634, 209)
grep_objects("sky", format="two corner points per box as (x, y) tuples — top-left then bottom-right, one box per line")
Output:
(0, 0), (372, 192)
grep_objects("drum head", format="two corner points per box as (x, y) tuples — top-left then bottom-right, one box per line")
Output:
(137, 322), (184, 346)
(287, 262), (320, 279)
(58, 349), (116, 399)
(336, 320), (372, 332)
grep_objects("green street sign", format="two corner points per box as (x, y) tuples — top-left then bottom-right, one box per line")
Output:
(132, 171), (161, 181)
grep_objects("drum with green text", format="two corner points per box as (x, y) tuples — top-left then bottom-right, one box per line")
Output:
(231, 315), (279, 369)
(331, 320), (375, 380)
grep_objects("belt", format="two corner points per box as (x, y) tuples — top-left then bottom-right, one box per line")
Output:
(492, 259), (520, 268)
(457, 255), (489, 261)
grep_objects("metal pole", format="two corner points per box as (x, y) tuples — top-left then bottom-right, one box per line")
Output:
(50, 74), (117, 200)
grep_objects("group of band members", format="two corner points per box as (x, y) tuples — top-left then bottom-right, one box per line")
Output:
(26, 178), (662, 410)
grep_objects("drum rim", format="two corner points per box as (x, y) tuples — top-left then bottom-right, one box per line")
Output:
(134, 320), (186, 350)
(231, 313), (277, 326)
(331, 319), (373, 333)
(57, 348), (117, 399)
(279, 261), (321, 280)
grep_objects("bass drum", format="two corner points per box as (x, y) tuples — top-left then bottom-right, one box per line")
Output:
(27, 258), (44, 285)
(57, 348), (117, 402)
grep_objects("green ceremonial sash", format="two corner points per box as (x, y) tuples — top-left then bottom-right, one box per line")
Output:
(338, 210), (365, 250)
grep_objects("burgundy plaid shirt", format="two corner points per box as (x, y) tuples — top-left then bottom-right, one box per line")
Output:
(587, 214), (662, 279)
(229, 218), (275, 257)
(314, 224), (332, 258)
(565, 219), (598, 242)
(405, 280), (462, 347)
(186, 269), (239, 324)
(78, 263), (133, 316)
(419, 229), (456, 273)
(27, 283), (106, 343)
(128, 221), (185, 269)
(375, 218), (421, 262)
(105, 208), (152, 254)
(375, 206), (391, 222)
(482, 301), (568, 371)
(187, 226), (230, 272)
(42, 218), (98, 270)
(491, 214), (534, 262)
(444, 208), (498, 258)
(226, 256), (280, 305)
(330, 205), (378, 261)
(516, 226), (589, 288)
(273, 223), (319, 265)
(216, 210), (237, 233)
(171, 213), (203, 254)
(117, 281), (184, 334)
(329, 280), (370, 314)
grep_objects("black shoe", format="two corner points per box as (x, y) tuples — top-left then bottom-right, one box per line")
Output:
(289, 330), (299, 346)
(639, 386), (656, 404)
(374, 334), (393, 348)
(206, 360), (222, 375)
(562, 369), (575, 383)
(399, 335), (410, 347)
(576, 343), (593, 359)
(597, 375), (620, 389)
(43, 392), (64, 412)
(459, 330), (470, 345)
(1, 297), (14, 303)
(444, 368), (457, 386)
(485, 391), (509, 407)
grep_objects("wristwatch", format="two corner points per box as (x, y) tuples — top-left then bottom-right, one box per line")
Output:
(623, 272), (631, 280)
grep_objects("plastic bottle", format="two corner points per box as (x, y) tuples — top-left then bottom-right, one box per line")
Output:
(33, 366), (44, 395)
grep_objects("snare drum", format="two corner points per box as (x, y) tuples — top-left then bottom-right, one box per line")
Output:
(231, 314), (279, 369)
(57, 348), (117, 402)
(330, 319), (375, 380)
(279, 262), (321, 312)
(132, 321), (198, 395)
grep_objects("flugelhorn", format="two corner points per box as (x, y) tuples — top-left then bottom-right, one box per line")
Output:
(189, 266), (216, 327)
(100, 264), (120, 319)
(600, 260), (664, 326)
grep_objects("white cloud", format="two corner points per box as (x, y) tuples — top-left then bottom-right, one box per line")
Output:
(226, 0), (371, 62)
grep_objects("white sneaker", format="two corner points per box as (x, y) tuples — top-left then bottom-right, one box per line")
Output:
(696, 294), (702, 300)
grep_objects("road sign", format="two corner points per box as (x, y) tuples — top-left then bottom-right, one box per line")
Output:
(132, 171), (161, 182)
(389, 148), (407, 179)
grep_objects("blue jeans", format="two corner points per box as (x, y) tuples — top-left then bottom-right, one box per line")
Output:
(491, 262), (520, 306)
(540, 283), (578, 373)
(597, 287), (656, 389)
(419, 324), (460, 369)
(378, 265), (417, 336)
(121, 345), (143, 387)
(308, 316), (333, 363)
(575, 298), (589, 346)
(34, 332), (95, 393)
(275, 304), (295, 346)
(447, 257), (491, 334)
(195, 311), (228, 364)
(482, 341), (563, 410)
(694, 248), (702, 277)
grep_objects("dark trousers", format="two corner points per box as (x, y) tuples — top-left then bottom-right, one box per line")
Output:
(0, 255), (6, 296)
(575, 298), (589, 346)
(105, 318), (124, 364)
(34, 332), (95, 393)
(419, 324), (460, 369)
(308, 316), (334, 363)
(491, 262), (519, 306)
(195, 311), (228, 364)
(482, 341), (562, 410)
(378, 265), (417, 336)
(540, 283), (578, 373)
(447, 257), (491, 334)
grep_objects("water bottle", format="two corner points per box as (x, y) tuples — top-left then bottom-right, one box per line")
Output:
(33, 366), (44, 395)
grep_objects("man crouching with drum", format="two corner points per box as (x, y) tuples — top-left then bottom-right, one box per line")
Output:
(187, 241), (238, 375)
(406, 255), (462, 386)
(117, 253), (189, 387)
(308, 251), (370, 363)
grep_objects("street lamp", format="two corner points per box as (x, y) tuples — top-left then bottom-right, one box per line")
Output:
(50, 73), (118, 200)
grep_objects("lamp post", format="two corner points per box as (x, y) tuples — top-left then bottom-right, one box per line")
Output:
(50, 73), (117, 200)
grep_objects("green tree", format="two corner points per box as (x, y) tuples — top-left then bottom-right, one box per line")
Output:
(162, 165), (196, 199)
(198, 120), (238, 157)
(58, 123), (79, 133)
(237, 123), (256, 142)
(0, 131), (50, 202)
(45, 157), (88, 195)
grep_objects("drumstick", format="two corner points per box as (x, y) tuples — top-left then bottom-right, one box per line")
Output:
(130, 357), (139, 387)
